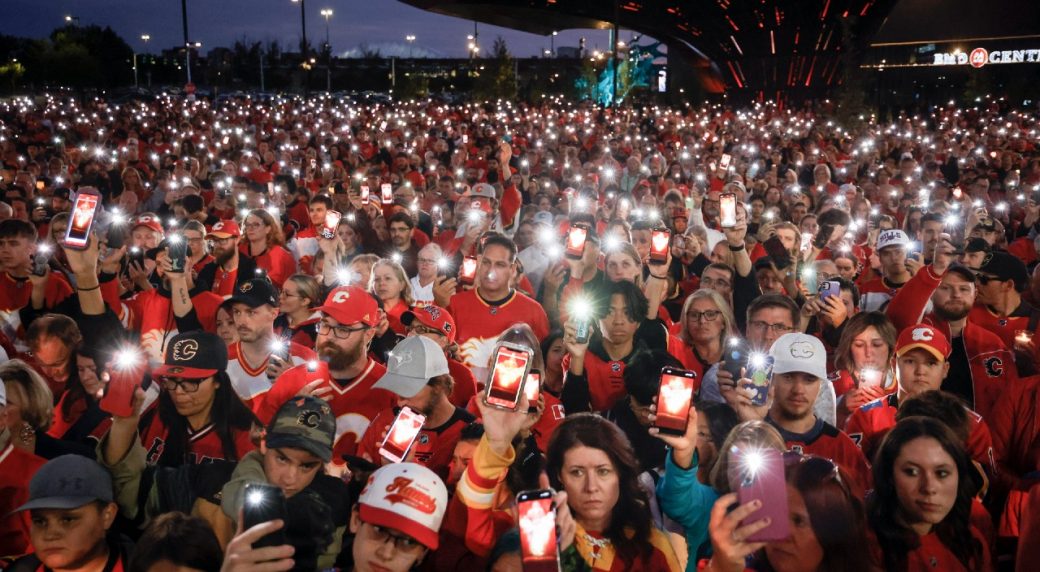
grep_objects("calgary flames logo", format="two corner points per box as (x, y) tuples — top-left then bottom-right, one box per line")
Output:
(659, 376), (691, 416)
(651, 231), (670, 253)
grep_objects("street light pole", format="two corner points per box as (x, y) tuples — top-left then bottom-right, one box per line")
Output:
(139, 35), (150, 88)
(321, 8), (333, 92)
(291, 0), (309, 93)
(551, 30), (557, 58)
(180, 0), (192, 84)
(405, 35), (416, 58)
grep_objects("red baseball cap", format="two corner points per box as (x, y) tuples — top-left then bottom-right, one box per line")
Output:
(132, 215), (164, 235)
(895, 324), (951, 362)
(318, 286), (380, 328)
(206, 220), (240, 239)
(401, 305), (457, 343)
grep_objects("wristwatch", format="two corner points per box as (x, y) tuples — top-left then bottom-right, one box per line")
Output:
(728, 242), (745, 251)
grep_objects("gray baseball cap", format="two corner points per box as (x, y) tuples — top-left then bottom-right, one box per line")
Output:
(15, 455), (114, 512)
(769, 333), (828, 381)
(373, 336), (449, 398)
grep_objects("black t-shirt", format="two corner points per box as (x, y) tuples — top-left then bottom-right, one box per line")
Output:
(942, 334), (975, 409)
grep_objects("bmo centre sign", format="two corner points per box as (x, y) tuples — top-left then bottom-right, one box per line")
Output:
(933, 47), (1040, 68)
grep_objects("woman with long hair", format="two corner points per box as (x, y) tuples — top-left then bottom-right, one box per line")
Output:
(702, 453), (875, 572)
(45, 346), (110, 450)
(832, 311), (899, 427)
(547, 413), (682, 571)
(274, 273), (322, 347)
(241, 208), (295, 288)
(370, 258), (414, 336)
(869, 417), (991, 572)
(540, 329), (566, 397)
(101, 332), (255, 468)
(656, 418), (785, 568)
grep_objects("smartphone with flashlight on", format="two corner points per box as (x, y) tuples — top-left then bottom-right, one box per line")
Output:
(242, 483), (289, 549)
(524, 370), (542, 414)
(721, 337), (751, 381)
(64, 189), (102, 250)
(381, 183), (394, 205)
(458, 255), (478, 286)
(654, 367), (697, 436)
(31, 243), (53, 277)
(167, 235), (188, 274)
(720, 192), (737, 228)
(858, 367), (883, 389)
(483, 343), (534, 411)
(100, 350), (145, 418)
(322, 210), (342, 240)
(801, 267), (818, 297)
(739, 355), (774, 407)
(379, 406), (426, 464)
(564, 224), (589, 259)
(649, 228), (671, 264)
(727, 447), (790, 542)
(516, 489), (560, 572)
(360, 185), (371, 202)
(128, 246), (145, 269)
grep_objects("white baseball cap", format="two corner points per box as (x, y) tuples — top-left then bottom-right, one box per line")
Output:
(358, 463), (448, 549)
(876, 229), (910, 251)
(373, 336), (450, 398)
(769, 333), (828, 381)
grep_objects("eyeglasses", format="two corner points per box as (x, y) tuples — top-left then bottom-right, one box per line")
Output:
(974, 273), (1002, 285)
(243, 222), (264, 230)
(317, 322), (368, 339)
(748, 320), (795, 334)
(686, 309), (722, 322)
(367, 523), (423, 551)
(157, 376), (207, 393)
(410, 325), (445, 337)
(700, 277), (731, 289)
(417, 257), (439, 265)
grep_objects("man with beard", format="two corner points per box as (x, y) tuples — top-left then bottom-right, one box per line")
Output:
(197, 220), (256, 297)
(356, 336), (475, 481)
(258, 286), (397, 458)
(886, 237), (1017, 420)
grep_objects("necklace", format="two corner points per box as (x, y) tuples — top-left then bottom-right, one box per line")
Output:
(18, 423), (35, 446)
(580, 532), (611, 563)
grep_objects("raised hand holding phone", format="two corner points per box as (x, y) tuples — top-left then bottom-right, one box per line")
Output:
(221, 507), (294, 572)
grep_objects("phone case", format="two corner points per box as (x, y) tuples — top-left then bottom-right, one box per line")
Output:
(818, 281), (840, 301)
(458, 256), (478, 286)
(728, 448), (790, 542)
(517, 490), (560, 572)
(654, 368), (696, 435)
(524, 370), (542, 412)
(100, 365), (143, 418)
(739, 356), (774, 406)
(379, 407), (426, 463)
(484, 343), (533, 410)
(242, 483), (289, 548)
(565, 226), (589, 259)
(65, 191), (101, 250)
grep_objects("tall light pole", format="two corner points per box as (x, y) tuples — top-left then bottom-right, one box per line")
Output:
(180, 0), (192, 85)
(551, 30), (558, 57)
(134, 34), (150, 89)
(321, 8), (333, 92)
(64, 15), (80, 25)
(291, 0), (310, 93)
(405, 35), (416, 58)
(140, 35), (151, 87)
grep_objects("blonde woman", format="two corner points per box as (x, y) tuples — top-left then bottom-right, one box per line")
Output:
(671, 290), (737, 389)
(371, 258), (414, 335)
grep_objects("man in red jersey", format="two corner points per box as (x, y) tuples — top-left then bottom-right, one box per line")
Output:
(197, 220), (257, 297)
(446, 234), (549, 381)
(0, 219), (72, 352)
(357, 336), (476, 481)
(760, 332), (872, 496)
(260, 286), (396, 458)
(886, 240), (1017, 420)
(846, 323), (995, 472)
(968, 251), (1037, 355)
(287, 194), (332, 274)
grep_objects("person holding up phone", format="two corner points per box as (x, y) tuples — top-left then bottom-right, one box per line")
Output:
(0, 220), (74, 350)
(701, 451), (874, 572)
(356, 336), (475, 481)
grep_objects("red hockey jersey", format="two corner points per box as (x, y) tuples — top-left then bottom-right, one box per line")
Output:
(138, 406), (255, 465)
(448, 289), (550, 379)
(0, 272), (72, 351)
(0, 443), (47, 559)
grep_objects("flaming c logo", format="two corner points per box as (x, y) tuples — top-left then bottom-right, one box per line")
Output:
(171, 339), (199, 361)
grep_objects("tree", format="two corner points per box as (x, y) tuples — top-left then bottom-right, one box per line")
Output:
(473, 36), (516, 101)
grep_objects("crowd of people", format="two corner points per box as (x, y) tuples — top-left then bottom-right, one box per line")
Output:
(0, 91), (1039, 572)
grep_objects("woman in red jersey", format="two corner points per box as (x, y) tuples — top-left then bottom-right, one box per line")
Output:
(241, 209), (295, 288)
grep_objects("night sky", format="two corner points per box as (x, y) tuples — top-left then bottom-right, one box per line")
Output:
(0, 0), (624, 58)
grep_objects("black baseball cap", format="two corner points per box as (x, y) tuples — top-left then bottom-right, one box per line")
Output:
(963, 237), (991, 254)
(266, 396), (335, 462)
(228, 277), (279, 308)
(15, 455), (113, 512)
(945, 263), (977, 283)
(975, 251), (1028, 291)
(153, 331), (228, 378)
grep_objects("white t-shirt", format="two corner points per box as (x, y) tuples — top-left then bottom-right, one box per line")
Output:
(410, 275), (435, 305)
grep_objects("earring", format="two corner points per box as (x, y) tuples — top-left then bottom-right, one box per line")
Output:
(18, 422), (35, 445)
